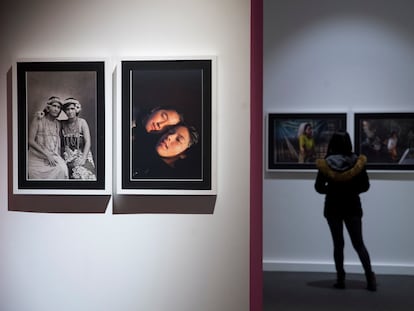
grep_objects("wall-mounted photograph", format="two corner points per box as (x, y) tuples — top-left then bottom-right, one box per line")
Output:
(267, 113), (347, 170)
(354, 113), (414, 170)
(14, 61), (106, 194)
(119, 59), (214, 193)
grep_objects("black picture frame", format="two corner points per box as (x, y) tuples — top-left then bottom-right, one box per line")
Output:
(120, 59), (213, 192)
(267, 113), (347, 170)
(14, 61), (106, 192)
(354, 113), (414, 170)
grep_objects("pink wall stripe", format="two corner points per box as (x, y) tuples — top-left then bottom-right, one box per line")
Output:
(250, 0), (263, 310)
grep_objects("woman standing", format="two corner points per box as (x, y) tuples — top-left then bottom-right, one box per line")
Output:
(61, 97), (96, 180)
(315, 131), (376, 291)
(28, 96), (68, 179)
(298, 122), (315, 163)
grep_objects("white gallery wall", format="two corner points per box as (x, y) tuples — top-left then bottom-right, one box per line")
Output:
(264, 0), (414, 275)
(0, 1), (251, 311)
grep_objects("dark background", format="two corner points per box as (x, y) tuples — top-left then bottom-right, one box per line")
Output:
(122, 60), (212, 189)
(131, 68), (203, 179)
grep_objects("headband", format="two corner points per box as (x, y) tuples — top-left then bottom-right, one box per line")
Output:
(63, 97), (80, 106)
(46, 96), (62, 106)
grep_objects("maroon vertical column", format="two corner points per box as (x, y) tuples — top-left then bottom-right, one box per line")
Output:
(250, 0), (263, 310)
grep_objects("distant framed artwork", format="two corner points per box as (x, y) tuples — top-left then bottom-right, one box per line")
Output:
(13, 60), (108, 194)
(117, 58), (216, 194)
(267, 113), (347, 170)
(354, 113), (414, 170)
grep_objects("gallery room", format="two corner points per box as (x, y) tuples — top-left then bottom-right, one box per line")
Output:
(1, 0), (414, 311)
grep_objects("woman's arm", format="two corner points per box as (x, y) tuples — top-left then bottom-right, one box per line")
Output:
(79, 118), (92, 165)
(315, 171), (328, 194)
(28, 117), (58, 165)
(298, 135), (305, 154)
(354, 169), (370, 194)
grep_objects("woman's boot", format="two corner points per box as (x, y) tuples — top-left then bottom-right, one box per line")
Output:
(366, 271), (377, 291)
(333, 271), (345, 289)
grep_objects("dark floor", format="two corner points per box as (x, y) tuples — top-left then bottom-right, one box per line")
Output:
(264, 271), (414, 311)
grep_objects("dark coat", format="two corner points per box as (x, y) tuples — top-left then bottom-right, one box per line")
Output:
(315, 154), (370, 219)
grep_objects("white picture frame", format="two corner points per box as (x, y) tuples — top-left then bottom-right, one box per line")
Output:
(114, 56), (217, 195)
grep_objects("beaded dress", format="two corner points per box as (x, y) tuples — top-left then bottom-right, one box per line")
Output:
(61, 118), (96, 180)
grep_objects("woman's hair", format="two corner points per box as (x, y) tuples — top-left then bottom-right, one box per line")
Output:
(187, 125), (199, 148)
(326, 131), (353, 156)
(297, 122), (311, 138)
(164, 123), (199, 148)
(43, 96), (62, 114)
(62, 97), (80, 111)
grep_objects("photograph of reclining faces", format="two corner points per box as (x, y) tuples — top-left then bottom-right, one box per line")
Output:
(119, 58), (216, 194)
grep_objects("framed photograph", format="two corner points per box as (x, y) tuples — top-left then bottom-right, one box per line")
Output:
(13, 60), (109, 194)
(267, 113), (347, 170)
(354, 113), (414, 170)
(117, 57), (216, 194)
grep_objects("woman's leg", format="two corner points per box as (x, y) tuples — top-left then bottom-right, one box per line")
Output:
(344, 216), (376, 291)
(327, 218), (346, 287)
(344, 217), (372, 273)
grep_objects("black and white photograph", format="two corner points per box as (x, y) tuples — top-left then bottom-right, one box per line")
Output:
(15, 61), (106, 191)
(121, 59), (213, 191)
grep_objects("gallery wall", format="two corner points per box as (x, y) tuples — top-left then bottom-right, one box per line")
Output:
(0, 1), (251, 311)
(264, 0), (414, 275)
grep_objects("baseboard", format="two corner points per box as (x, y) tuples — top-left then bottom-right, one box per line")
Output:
(263, 260), (414, 275)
